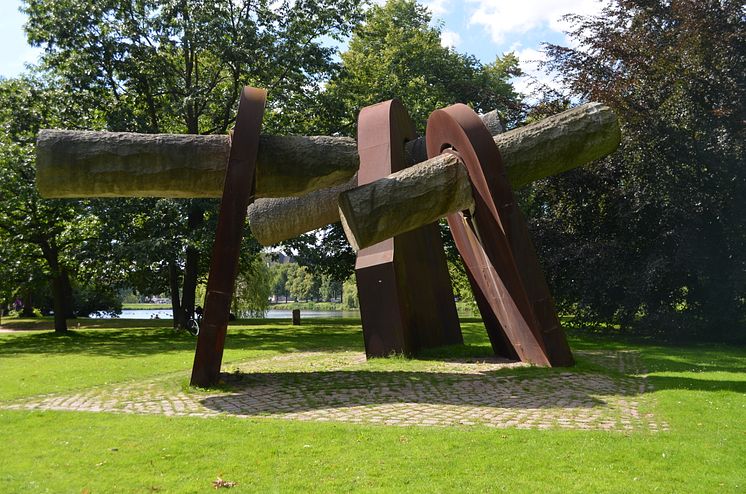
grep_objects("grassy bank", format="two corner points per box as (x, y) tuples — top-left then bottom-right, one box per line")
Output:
(269, 301), (357, 311)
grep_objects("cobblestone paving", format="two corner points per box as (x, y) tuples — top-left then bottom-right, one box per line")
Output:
(1, 350), (668, 432)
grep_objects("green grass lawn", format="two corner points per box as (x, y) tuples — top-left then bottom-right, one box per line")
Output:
(0, 317), (744, 492)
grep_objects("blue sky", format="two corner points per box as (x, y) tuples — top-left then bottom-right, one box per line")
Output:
(0, 0), (605, 98)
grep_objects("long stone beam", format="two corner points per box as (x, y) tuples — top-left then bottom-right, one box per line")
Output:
(36, 132), (359, 199)
(37, 109), (503, 200)
(251, 103), (620, 246)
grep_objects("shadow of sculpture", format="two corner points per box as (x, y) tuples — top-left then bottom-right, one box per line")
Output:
(200, 368), (636, 416)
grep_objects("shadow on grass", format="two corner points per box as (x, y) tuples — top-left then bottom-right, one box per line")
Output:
(647, 375), (746, 393)
(0, 317), (498, 361)
(200, 368), (613, 414)
(0, 319), (365, 358)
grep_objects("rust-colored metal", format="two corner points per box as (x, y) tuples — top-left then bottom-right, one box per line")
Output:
(426, 104), (573, 366)
(355, 99), (462, 357)
(190, 87), (267, 387)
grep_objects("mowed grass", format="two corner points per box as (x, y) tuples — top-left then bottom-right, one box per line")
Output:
(1, 317), (745, 493)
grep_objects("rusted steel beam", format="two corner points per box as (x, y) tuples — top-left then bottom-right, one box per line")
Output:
(426, 103), (574, 367)
(354, 99), (462, 358)
(190, 87), (267, 387)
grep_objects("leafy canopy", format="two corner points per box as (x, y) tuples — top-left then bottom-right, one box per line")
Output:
(529, 0), (745, 339)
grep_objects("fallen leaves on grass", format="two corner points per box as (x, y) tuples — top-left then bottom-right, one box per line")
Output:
(213, 477), (238, 489)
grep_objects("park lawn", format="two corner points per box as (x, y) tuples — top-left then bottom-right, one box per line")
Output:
(0, 318), (744, 492)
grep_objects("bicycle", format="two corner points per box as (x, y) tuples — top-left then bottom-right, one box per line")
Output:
(177, 307), (202, 337)
(184, 316), (200, 336)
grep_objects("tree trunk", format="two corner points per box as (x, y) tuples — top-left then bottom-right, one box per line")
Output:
(39, 240), (69, 333)
(20, 291), (34, 317)
(62, 268), (75, 318)
(179, 203), (204, 327)
(50, 271), (69, 333)
(169, 261), (182, 329)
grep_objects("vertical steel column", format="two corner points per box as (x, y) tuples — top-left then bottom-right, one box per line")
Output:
(355, 99), (462, 357)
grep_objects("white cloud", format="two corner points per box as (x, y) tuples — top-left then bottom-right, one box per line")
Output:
(511, 47), (552, 97)
(423, 0), (451, 16)
(440, 30), (461, 48)
(467, 0), (604, 44)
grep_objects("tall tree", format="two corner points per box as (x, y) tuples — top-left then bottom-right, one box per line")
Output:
(531, 0), (745, 339)
(323, 0), (523, 134)
(0, 76), (109, 332)
(282, 0), (524, 280)
(22, 0), (365, 327)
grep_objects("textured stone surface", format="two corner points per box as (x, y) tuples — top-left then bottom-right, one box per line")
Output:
(37, 104), (619, 246)
(493, 102), (620, 188)
(339, 103), (620, 250)
(1, 350), (668, 432)
(36, 130), (231, 198)
(339, 153), (473, 251)
(247, 175), (358, 245)
(36, 130), (358, 198)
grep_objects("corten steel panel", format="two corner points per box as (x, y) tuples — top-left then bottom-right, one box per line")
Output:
(426, 104), (573, 367)
(190, 87), (267, 387)
(461, 252), (519, 360)
(355, 99), (462, 358)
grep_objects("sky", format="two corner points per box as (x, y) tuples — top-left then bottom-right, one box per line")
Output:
(0, 0), (606, 99)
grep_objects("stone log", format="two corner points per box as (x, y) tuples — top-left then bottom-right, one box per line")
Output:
(250, 103), (619, 246)
(339, 103), (620, 251)
(36, 131), (358, 199)
(37, 108), (502, 201)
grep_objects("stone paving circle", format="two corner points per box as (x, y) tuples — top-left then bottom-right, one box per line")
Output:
(2, 350), (668, 432)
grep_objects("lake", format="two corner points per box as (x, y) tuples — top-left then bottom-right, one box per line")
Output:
(92, 309), (359, 319)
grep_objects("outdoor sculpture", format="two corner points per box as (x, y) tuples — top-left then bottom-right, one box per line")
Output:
(36, 86), (621, 386)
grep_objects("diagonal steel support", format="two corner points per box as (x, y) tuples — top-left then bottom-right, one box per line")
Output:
(190, 87), (267, 387)
(426, 104), (574, 366)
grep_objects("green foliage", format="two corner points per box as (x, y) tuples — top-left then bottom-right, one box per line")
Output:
(269, 261), (342, 303)
(22, 0), (365, 135)
(324, 0), (523, 134)
(269, 262), (292, 302)
(70, 281), (122, 317)
(0, 76), (120, 329)
(532, 0), (745, 340)
(342, 276), (359, 309)
(282, 224), (358, 282)
(20, 0), (366, 327)
(232, 256), (272, 317)
(447, 258), (476, 312)
(287, 264), (319, 302)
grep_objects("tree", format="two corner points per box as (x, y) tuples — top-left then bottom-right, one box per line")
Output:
(0, 76), (116, 332)
(323, 0), (523, 134)
(22, 0), (365, 327)
(287, 264), (317, 302)
(342, 276), (359, 309)
(232, 256), (272, 317)
(269, 262), (291, 303)
(530, 0), (745, 339)
(282, 0), (524, 279)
